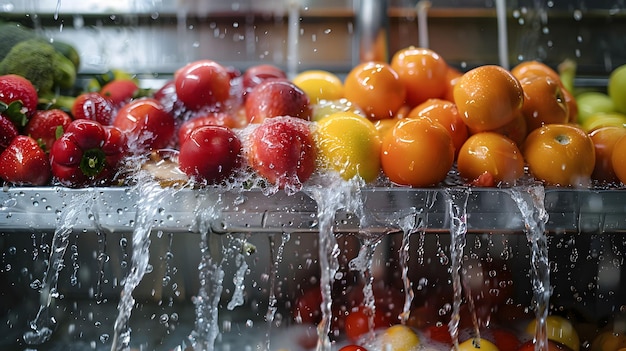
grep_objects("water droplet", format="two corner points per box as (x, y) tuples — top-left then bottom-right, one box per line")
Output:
(573, 10), (583, 21)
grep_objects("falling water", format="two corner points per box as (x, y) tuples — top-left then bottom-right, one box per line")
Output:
(186, 190), (225, 351)
(496, 0), (510, 69)
(305, 175), (365, 351)
(110, 180), (172, 351)
(286, 0), (301, 79)
(348, 234), (383, 342)
(509, 184), (550, 351)
(445, 187), (470, 350)
(265, 232), (290, 351)
(23, 191), (96, 345)
(397, 210), (425, 324)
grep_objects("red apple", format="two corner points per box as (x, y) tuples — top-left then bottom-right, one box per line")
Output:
(247, 116), (317, 190)
(178, 125), (242, 184)
(177, 112), (238, 145)
(242, 64), (287, 98)
(174, 59), (232, 111)
(244, 80), (312, 123)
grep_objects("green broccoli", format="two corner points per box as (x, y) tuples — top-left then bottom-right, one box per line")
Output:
(0, 38), (76, 94)
(0, 21), (37, 61)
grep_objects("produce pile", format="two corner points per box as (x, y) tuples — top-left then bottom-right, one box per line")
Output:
(2, 22), (626, 193)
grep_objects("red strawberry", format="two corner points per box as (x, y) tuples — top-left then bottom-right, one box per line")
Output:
(0, 74), (39, 128)
(0, 74), (38, 113)
(71, 92), (115, 125)
(24, 109), (73, 152)
(0, 135), (51, 185)
(0, 115), (19, 153)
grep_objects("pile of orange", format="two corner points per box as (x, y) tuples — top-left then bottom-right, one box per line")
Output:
(293, 46), (626, 188)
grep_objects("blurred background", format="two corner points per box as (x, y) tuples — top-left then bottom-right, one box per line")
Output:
(1, 0), (625, 82)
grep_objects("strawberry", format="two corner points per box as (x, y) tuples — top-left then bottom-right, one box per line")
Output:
(24, 109), (73, 152)
(0, 115), (19, 153)
(0, 74), (39, 128)
(0, 135), (51, 185)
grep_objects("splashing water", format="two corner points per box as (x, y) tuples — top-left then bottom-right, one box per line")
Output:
(445, 187), (470, 350)
(110, 180), (172, 351)
(265, 232), (290, 351)
(348, 233), (383, 342)
(304, 174), (365, 351)
(187, 190), (225, 351)
(23, 191), (96, 345)
(509, 184), (550, 351)
(397, 210), (426, 325)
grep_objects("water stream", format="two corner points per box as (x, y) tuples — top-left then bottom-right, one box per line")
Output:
(110, 180), (173, 351)
(510, 184), (550, 351)
(304, 175), (365, 351)
(22, 190), (96, 345)
(445, 187), (471, 350)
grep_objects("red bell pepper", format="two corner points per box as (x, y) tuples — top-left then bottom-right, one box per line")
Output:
(50, 119), (127, 187)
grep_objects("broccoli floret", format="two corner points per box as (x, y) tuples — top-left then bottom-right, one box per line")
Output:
(0, 22), (37, 61)
(0, 38), (76, 94)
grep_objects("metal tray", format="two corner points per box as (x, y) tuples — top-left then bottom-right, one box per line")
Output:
(2, 185), (625, 234)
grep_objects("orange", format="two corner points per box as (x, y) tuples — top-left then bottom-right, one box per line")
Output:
(511, 60), (561, 82)
(344, 61), (406, 120)
(457, 132), (525, 186)
(374, 118), (400, 140)
(442, 65), (463, 102)
(453, 65), (524, 132)
(511, 60), (579, 124)
(611, 133), (626, 185)
(468, 111), (528, 147)
(589, 126), (626, 183)
(523, 123), (595, 187)
(407, 98), (468, 155)
(390, 47), (448, 108)
(381, 118), (454, 187)
(518, 74), (569, 132)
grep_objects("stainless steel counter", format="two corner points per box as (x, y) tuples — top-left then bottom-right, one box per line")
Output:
(2, 185), (625, 235)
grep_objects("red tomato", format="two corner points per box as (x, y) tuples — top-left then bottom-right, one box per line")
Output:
(425, 324), (453, 345)
(517, 339), (574, 351)
(113, 98), (176, 153)
(490, 328), (521, 351)
(293, 287), (322, 324)
(100, 79), (139, 107)
(345, 307), (373, 342)
(72, 92), (115, 125)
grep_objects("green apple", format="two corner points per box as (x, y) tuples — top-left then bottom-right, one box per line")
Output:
(581, 112), (626, 132)
(576, 91), (615, 125)
(608, 64), (626, 114)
